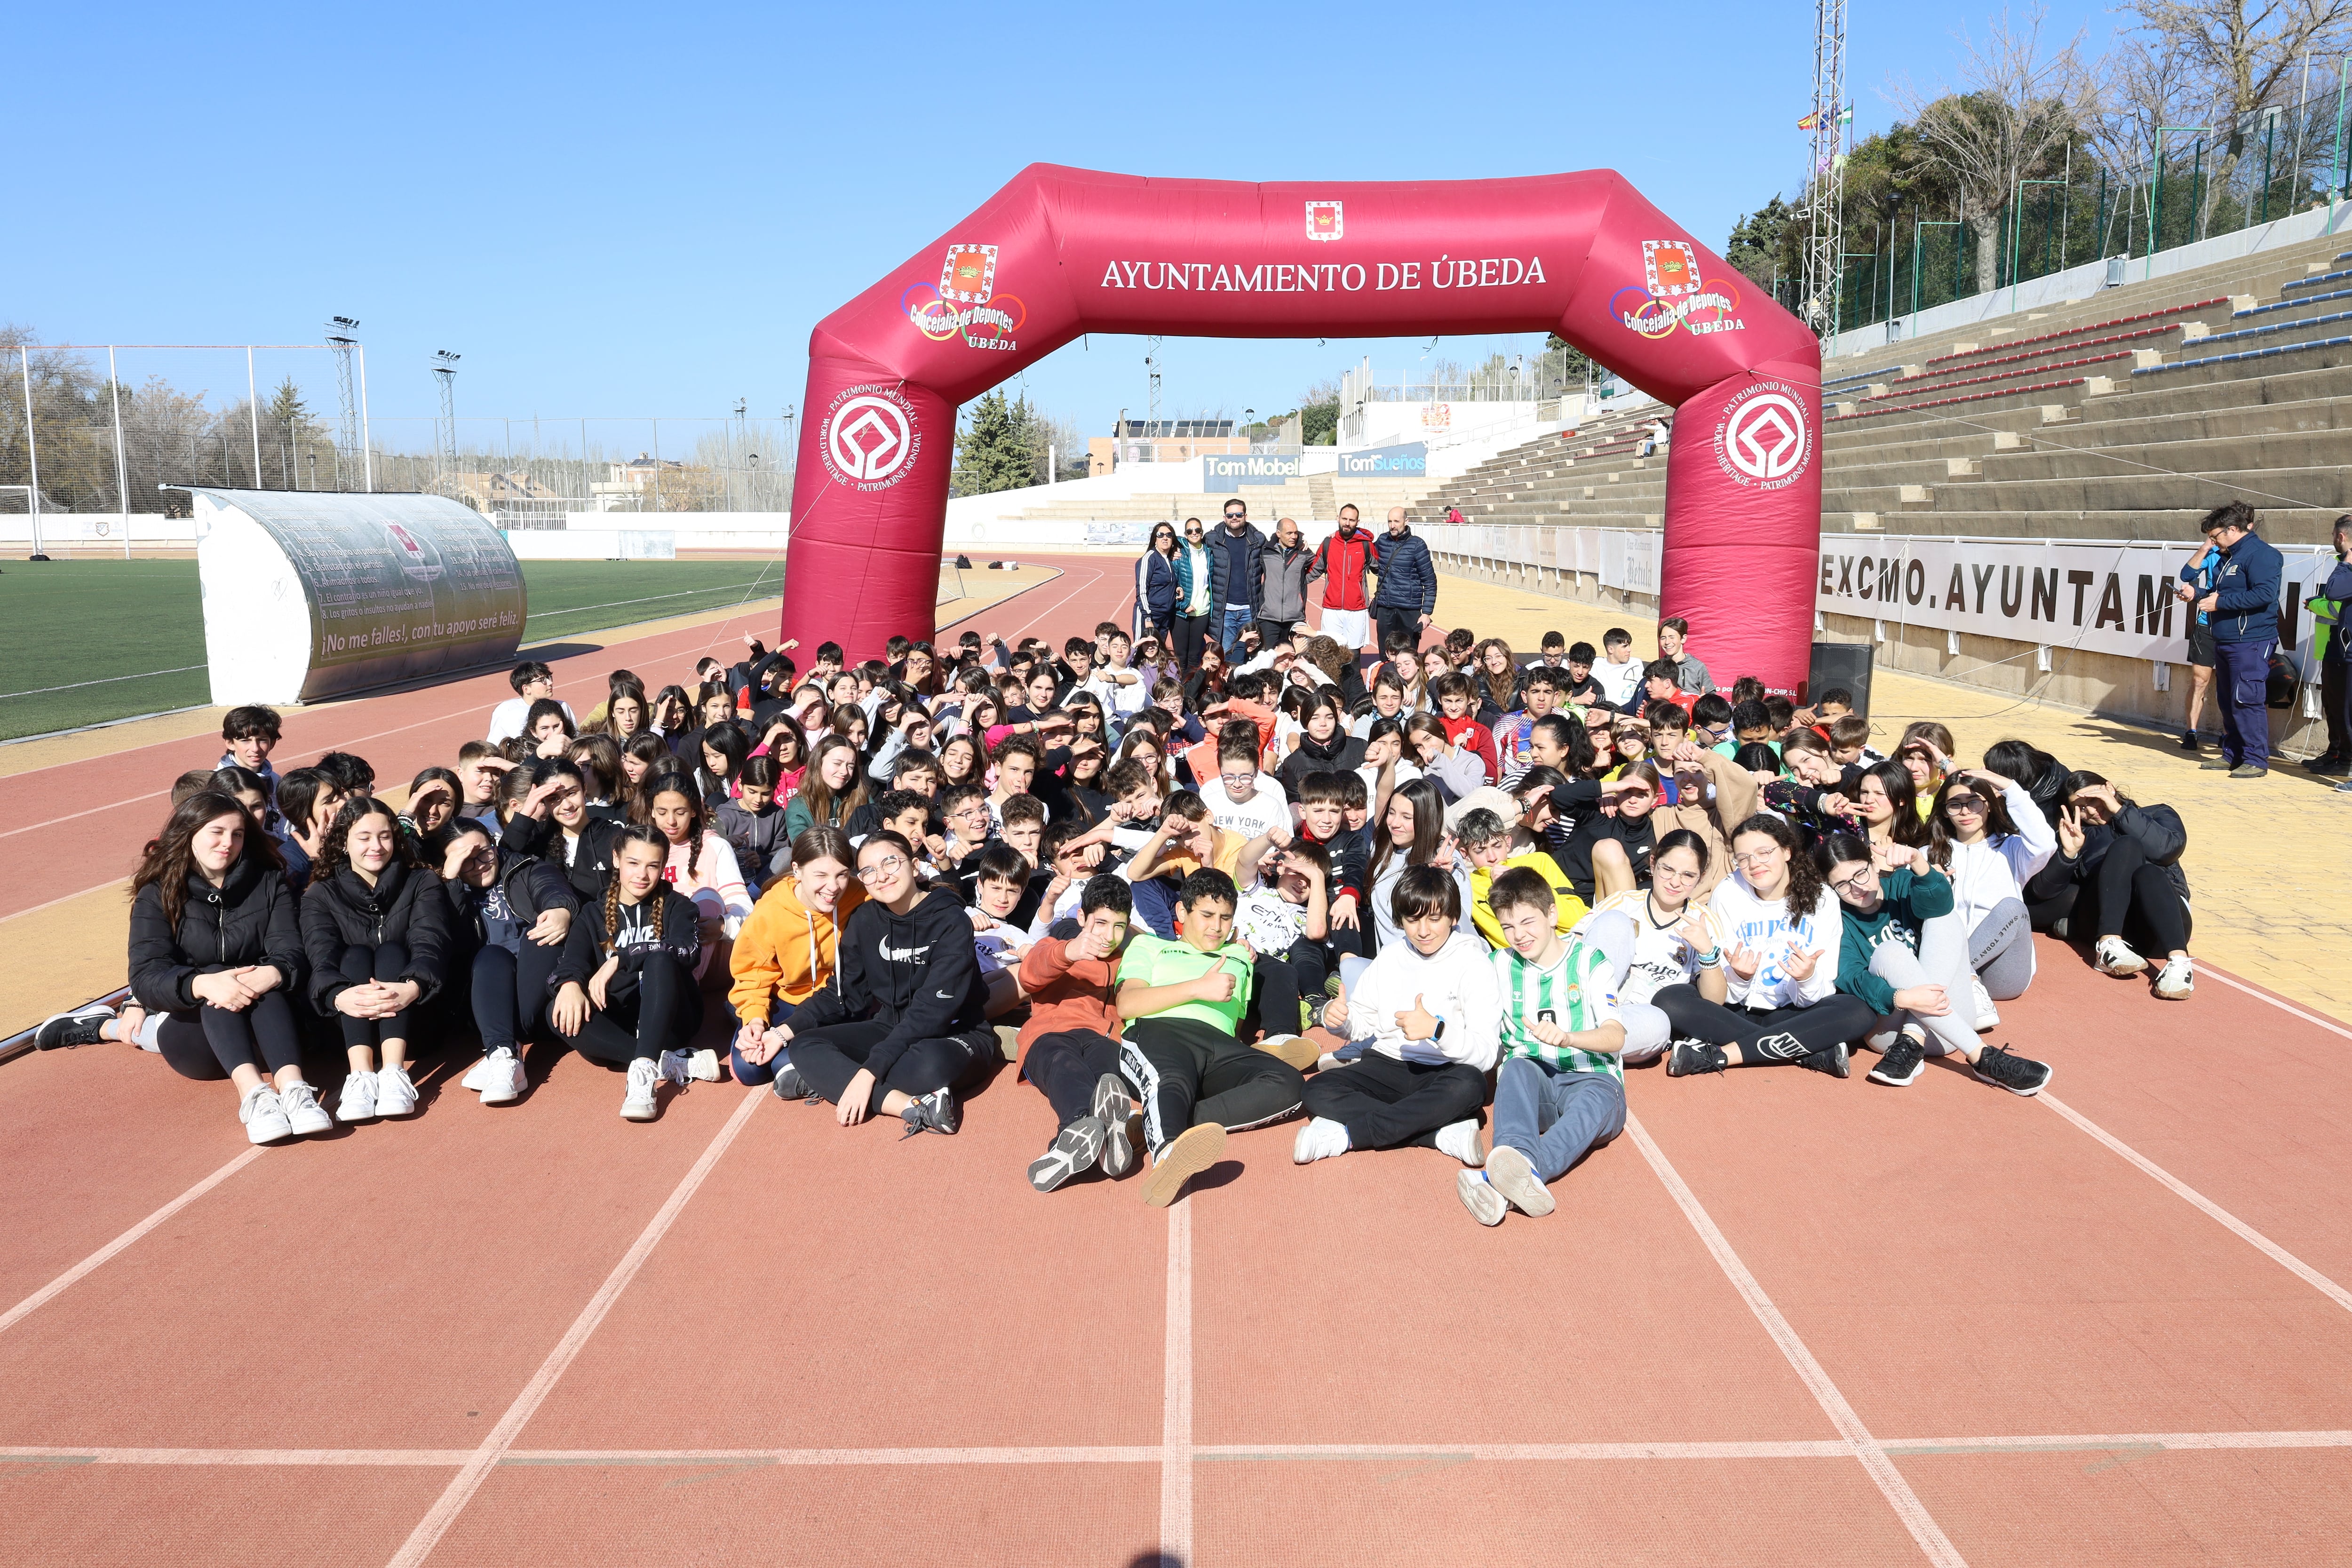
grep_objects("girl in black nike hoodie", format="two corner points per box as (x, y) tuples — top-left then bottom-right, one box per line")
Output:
(769, 830), (992, 1136)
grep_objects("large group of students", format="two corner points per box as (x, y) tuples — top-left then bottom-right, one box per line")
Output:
(44, 503), (2207, 1222)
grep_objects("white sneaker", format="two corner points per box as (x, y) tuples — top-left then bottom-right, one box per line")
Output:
(460, 1056), (493, 1092)
(2095, 936), (2147, 977)
(659, 1047), (721, 1085)
(1434, 1118), (1485, 1167)
(374, 1064), (418, 1118)
(621, 1058), (660, 1121)
(478, 1047), (525, 1105)
(240, 1085), (293, 1145)
(1968, 972), (1999, 1032)
(2154, 955), (2194, 999)
(278, 1080), (334, 1136)
(1291, 1115), (1351, 1164)
(336, 1070), (378, 1122)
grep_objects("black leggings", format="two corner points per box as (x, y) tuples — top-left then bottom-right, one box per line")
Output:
(1302, 1051), (1486, 1151)
(2027, 838), (2193, 953)
(1653, 986), (1876, 1058)
(570, 951), (703, 1067)
(790, 1019), (991, 1113)
(156, 992), (305, 1082)
(469, 941), (562, 1054)
(329, 941), (415, 1049)
(1251, 941), (1327, 1040)
(1172, 613), (1209, 672)
(1120, 1016), (1306, 1154)
(1024, 1027), (1126, 1130)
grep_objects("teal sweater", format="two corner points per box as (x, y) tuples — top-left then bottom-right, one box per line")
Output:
(1833, 868), (1954, 1015)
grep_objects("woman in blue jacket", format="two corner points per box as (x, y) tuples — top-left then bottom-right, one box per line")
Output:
(1134, 522), (1180, 645)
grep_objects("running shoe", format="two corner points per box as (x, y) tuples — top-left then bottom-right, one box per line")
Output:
(374, 1064), (418, 1118)
(1456, 1168), (1507, 1227)
(278, 1080), (334, 1135)
(478, 1047), (525, 1105)
(460, 1055), (493, 1092)
(1482, 1143), (1554, 1217)
(1968, 972), (1999, 1032)
(899, 1087), (961, 1137)
(1143, 1122), (1227, 1208)
(1867, 1035), (1926, 1087)
(1971, 1045), (2052, 1097)
(1665, 1038), (1727, 1077)
(1797, 1040), (1851, 1078)
(2094, 937), (2147, 977)
(620, 1058), (660, 1122)
(770, 1061), (813, 1102)
(1433, 1118), (1485, 1168)
(659, 1048), (721, 1086)
(1027, 1118), (1106, 1193)
(1092, 1073), (1137, 1178)
(239, 1085), (293, 1145)
(336, 1070), (378, 1122)
(1291, 1116), (1351, 1163)
(2153, 955), (2194, 1000)
(1255, 1033), (1320, 1070)
(34, 1004), (113, 1051)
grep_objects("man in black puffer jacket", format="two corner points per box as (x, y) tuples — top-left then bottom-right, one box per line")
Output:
(1371, 507), (1437, 655)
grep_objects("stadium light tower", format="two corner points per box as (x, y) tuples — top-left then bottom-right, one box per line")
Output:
(1799, 0), (1850, 340)
(325, 317), (362, 489)
(432, 350), (461, 483)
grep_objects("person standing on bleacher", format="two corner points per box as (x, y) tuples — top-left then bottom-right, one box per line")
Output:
(2191, 502), (2283, 780)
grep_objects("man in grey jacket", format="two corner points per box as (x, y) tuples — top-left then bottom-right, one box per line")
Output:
(1255, 517), (1315, 646)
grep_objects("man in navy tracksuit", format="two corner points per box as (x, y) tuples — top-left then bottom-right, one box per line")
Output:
(2194, 501), (2284, 778)
(1371, 507), (1438, 655)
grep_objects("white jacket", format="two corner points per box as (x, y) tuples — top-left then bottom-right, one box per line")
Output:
(1706, 873), (1843, 1011)
(1939, 777), (2055, 975)
(1343, 930), (1501, 1072)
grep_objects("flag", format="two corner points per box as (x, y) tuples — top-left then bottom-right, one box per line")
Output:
(1837, 105), (1853, 125)
(1798, 111), (1821, 129)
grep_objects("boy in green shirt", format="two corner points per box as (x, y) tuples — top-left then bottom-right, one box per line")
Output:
(1459, 867), (1628, 1227)
(1116, 868), (1309, 1207)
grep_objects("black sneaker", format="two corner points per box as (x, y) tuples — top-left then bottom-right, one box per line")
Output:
(2177, 728), (2200, 751)
(1091, 1073), (1137, 1178)
(1867, 1035), (1926, 1087)
(1971, 1044), (2052, 1097)
(1798, 1040), (1851, 1078)
(899, 1086), (961, 1137)
(35, 1004), (113, 1051)
(1745, 1030), (1812, 1063)
(770, 1063), (814, 1102)
(1665, 1037), (1727, 1077)
(1027, 1118), (1105, 1192)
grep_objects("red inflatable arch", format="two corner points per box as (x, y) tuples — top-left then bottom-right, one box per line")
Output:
(781, 164), (1822, 691)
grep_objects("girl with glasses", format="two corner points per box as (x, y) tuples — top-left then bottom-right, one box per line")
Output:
(1653, 814), (1875, 1078)
(1926, 768), (2056, 1028)
(759, 831), (991, 1136)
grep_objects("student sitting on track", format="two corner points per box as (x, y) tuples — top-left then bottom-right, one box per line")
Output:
(727, 826), (865, 1087)
(501, 758), (623, 900)
(1299, 865), (1496, 1167)
(1230, 825), (1330, 1057)
(762, 831), (987, 1136)
(548, 823), (719, 1121)
(639, 776), (752, 965)
(2025, 772), (2195, 999)
(714, 753), (791, 895)
(1655, 814), (1875, 1079)
(1017, 875), (1145, 1193)
(1459, 805), (1586, 949)
(783, 734), (871, 841)
(1812, 834), (2053, 1097)
(270, 765), (341, 892)
(1114, 868), (1308, 1207)
(429, 818), (576, 1106)
(1458, 867), (1627, 1227)
(63, 792), (335, 1145)
(488, 661), (570, 745)
(1925, 767), (2055, 1029)
(216, 706), (283, 818)
(1581, 828), (1720, 1065)
(300, 795), (453, 1124)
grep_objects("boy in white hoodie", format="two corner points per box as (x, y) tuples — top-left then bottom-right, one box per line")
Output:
(1296, 865), (1498, 1165)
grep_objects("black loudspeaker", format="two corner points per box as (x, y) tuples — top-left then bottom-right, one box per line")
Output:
(1807, 641), (1875, 715)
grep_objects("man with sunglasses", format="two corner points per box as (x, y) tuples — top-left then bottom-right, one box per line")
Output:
(1370, 507), (1437, 656)
(1206, 500), (1268, 658)
(1307, 503), (1378, 656)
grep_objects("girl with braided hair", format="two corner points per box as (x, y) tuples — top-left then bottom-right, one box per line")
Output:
(548, 824), (717, 1121)
(641, 778), (750, 974)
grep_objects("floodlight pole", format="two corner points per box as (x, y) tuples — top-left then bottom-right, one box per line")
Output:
(358, 345), (374, 491)
(246, 346), (262, 491)
(20, 346), (41, 559)
(109, 346), (130, 558)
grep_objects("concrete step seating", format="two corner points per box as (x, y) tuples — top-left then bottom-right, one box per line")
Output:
(1918, 296), (2231, 374)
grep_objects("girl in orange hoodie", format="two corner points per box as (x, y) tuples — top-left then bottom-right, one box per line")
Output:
(727, 825), (866, 1085)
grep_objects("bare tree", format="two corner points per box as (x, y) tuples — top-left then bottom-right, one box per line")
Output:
(1889, 8), (2097, 286)
(2119, 0), (2352, 211)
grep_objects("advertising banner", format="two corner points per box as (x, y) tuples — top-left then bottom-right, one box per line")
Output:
(1203, 452), (1302, 488)
(1336, 442), (1428, 478)
(192, 488), (526, 705)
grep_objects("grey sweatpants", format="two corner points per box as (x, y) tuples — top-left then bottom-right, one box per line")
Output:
(1968, 896), (2033, 1002)
(1493, 1057), (1626, 1182)
(1566, 909), (1671, 1062)
(1866, 911), (1979, 1059)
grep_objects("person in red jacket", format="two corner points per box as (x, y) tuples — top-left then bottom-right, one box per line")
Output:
(1430, 671), (1500, 786)
(1018, 876), (1143, 1192)
(1306, 503), (1377, 656)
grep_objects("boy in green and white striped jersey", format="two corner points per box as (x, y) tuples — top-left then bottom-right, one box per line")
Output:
(1459, 867), (1628, 1227)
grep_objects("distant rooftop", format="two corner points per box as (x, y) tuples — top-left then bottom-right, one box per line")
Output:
(1114, 420), (1233, 437)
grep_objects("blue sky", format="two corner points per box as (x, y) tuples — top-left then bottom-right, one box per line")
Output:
(16, 0), (2114, 455)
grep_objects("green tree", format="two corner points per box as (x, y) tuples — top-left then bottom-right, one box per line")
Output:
(1726, 196), (1798, 296)
(953, 388), (1041, 495)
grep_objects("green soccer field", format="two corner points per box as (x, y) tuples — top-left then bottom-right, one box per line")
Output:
(0, 557), (787, 741)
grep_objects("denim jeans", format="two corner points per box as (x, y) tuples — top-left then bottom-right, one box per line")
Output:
(1218, 604), (1256, 656)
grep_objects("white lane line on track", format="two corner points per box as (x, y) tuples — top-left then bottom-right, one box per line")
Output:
(2195, 960), (2352, 1043)
(2039, 1090), (2352, 1315)
(14, 1429), (2351, 1467)
(0, 1149), (262, 1337)
(383, 1089), (762, 1568)
(1627, 1114), (1969, 1568)
(1160, 1197), (1193, 1568)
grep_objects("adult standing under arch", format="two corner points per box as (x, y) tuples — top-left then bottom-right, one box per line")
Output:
(1372, 508), (1437, 656)
(1134, 520), (1181, 646)
(1309, 502), (1377, 655)
(780, 165), (1823, 691)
